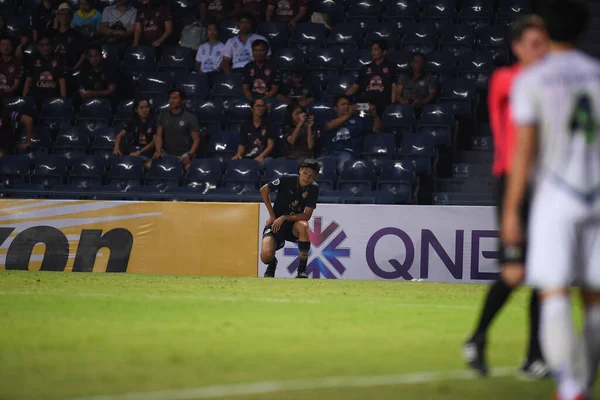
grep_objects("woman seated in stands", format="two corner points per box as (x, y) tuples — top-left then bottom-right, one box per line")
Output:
(282, 101), (314, 164)
(113, 98), (156, 168)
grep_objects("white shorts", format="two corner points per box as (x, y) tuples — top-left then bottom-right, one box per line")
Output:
(526, 177), (600, 290)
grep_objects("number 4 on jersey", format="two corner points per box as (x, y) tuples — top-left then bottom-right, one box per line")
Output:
(569, 94), (599, 146)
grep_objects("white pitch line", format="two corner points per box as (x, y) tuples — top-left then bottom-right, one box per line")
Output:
(69, 367), (515, 400)
(0, 290), (477, 310)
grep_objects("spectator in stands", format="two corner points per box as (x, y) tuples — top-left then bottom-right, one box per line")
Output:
(283, 102), (314, 163)
(199, 0), (234, 23)
(154, 90), (201, 170)
(232, 98), (275, 165)
(33, 0), (59, 42)
(54, 4), (87, 71)
(221, 13), (270, 74)
(242, 40), (280, 104)
(0, 36), (24, 96)
(266, 0), (307, 30)
(0, 101), (34, 157)
(346, 40), (397, 117)
(113, 97), (156, 167)
(324, 95), (382, 170)
(133, 0), (173, 52)
(234, 0), (267, 22)
(195, 21), (224, 77)
(276, 64), (315, 108)
(0, 14), (28, 59)
(23, 33), (67, 110)
(71, 0), (103, 40)
(396, 53), (437, 111)
(100, 0), (137, 55)
(77, 44), (117, 101)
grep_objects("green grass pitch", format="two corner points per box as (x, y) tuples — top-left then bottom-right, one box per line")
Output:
(0, 271), (598, 400)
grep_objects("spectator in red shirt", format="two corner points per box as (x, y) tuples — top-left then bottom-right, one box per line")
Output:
(266, 0), (307, 30)
(0, 101), (34, 157)
(133, 0), (173, 50)
(199, 0), (234, 23)
(234, 0), (267, 22)
(0, 36), (24, 96)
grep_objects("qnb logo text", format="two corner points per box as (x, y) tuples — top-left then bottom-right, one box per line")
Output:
(284, 217), (350, 279)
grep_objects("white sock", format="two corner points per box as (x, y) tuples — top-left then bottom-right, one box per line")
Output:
(584, 304), (600, 393)
(541, 295), (586, 400)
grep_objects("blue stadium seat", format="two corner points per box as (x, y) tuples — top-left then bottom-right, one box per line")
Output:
(136, 72), (174, 96)
(418, 103), (455, 146)
(267, 102), (289, 127)
(4, 15), (29, 39)
(170, 0), (195, 20)
(185, 158), (222, 193)
(49, 184), (90, 199)
(146, 155), (183, 190)
(315, 156), (337, 190)
(22, 127), (52, 155)
(383, 0), (418, 21)
(273, 48), (305, 71)
(497, 0), (530, 23)
(433, 192), (495, 206)
(53, 126), (89, 160)
(324, 75), (355, 99)
(157, 46), (194, 76)
(195, 100), (225, 135)
(309, 101), (335, 127)
(313, 0), (345, 24)
(40, 98), (74, 130)
(397, 133), (434, 175)
(422, 0), (457, 30)
(361, 133), (396, 170)
(440, 24), (474, 58)
(79, 120), (109, 140)
(212, 74), (243, 99)
(379, 160), (415, 202)
(100, 44), (120, 75)
(338, 160), (376, 194)
(360, 190), (398, 204)
(382, 104), (417, 135)
(218, 19), (239, 41)
(292, 23), (326, 45)
(0, 155), (30, 187)
(343, 49), (372, 73)
(388, 50), (413, 75)
(3, 96), (37, 119)
(424, 51), (455, 84)
(69, 155), (106, 188)
(114, 99), (135, 124)
(223, 159), (261, 193)
(478, 25), (510, 66)
(4, 183), (47, 199)
(458, 51), (495, 90)
(206, 130), (238, 165)
(90, 127), (118, 159)
(107, 156), (144, 190)
(30, 155), (68, 188)
(327, 24), (362, 51)
(439, 78), (476, 118)
(227, 100), (252, 124)
(122, 46), (156, 75)
(365, 23), (399, 49)
(347, 0), (382, 20)
(402, 24), (437, 54)
(458, 0), (493, 31)
(257, 21), (289, 50)
(262, 159), (298, 184)
(77, 98), (113, 124)
(176, 73), (210, 102)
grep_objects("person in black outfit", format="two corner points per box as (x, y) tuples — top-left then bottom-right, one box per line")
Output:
(232, 98), (275, 165)
(242, 39), (280, 105)
(276, 64), (315, 108)
(260, 158), (320, 278)
(77, 44), (117, 101)
(0, 101), (34, 157)
(113, 98), (156, 167)
(345, 39), (397, 116)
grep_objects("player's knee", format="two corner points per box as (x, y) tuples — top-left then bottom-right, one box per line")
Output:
(295, 221), (309, 238)
(501, 264), (525, 288)
(260, 249), (274, 264)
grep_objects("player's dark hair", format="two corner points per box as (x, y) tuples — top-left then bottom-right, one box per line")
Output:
(133, 97), (152, 119)
(538, 0), (589, 44)
(206, 20), (219, 31)
(168, 89), (185, 100)
(334, 95), (351, 107)
(286, 101), (305, 127)
(300, 159), (321, 173)
(252, 39), (269, 52)
(290, 64), (306, 77)
(371, 39), (388, 53)
(511, 15), (546, 42)
(250, 98), (268, 119)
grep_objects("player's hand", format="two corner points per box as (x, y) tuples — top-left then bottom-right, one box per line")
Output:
(113, 148), (122, 155)
(299, 112), (307, 125)
(501, 209), (524, 246)
(179, 154), (191, 165)
(272, 216), (285, 233)
(307, 115), (314, 128)
(266, 215), (276, 227)
(255, 155), (265, 164)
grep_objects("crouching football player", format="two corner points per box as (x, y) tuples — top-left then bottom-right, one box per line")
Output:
(260, 159), (320, 278)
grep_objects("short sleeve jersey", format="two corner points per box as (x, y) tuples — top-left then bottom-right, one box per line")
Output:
(199, 0), (233, 22)
(267, 174), (319, 217)
(53, 28), (86, 68)
(0, 57), (24, 90)
(195, 42), (226, 73)
(136, 4), (172, 46)
(511, 50), (600, 195)
(280, 78), (315, 100)
(357, 60), (397, 107)
(239, 120), (274, 158)
(328, 116), (372, 154)
(222, 34), (271, 70)
(124, 117), (157, 147)
(157, 110), (200, 156)
(28, 56), (65, 98)
(267, 0), (307, 22)
(77, 64), (116, 91)
(234, 0), (267, 21)
(243, 61), (280, 98)
(398, 73), (437, 102)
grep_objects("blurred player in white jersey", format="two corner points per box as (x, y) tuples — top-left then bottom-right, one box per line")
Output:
(504, 0), (600, 398)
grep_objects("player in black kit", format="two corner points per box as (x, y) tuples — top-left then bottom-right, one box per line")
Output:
(260, 159), (320, 278)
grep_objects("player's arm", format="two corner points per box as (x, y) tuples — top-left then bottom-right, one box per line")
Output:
(19, 113), (34, 149)
(260, 183), (277, 223)
(282, 206), (314, 222)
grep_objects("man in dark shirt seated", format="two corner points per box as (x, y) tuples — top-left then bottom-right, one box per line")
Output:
(242, 39), (280, 106)
(0, 101), (34, 157)
(276, 64), (315, 108)
(260, 159), (320, 278)
(397, 52), (437, 112)
(77, 44), (117, 101)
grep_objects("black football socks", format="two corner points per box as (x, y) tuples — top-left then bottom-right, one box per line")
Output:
(473, 278), (513, 337)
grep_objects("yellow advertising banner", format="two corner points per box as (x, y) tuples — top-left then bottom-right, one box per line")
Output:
(0, 199), (259, 276)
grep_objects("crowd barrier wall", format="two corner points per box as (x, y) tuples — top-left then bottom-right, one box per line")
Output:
(257, 204), (500, 283)
(0, 199), (259, 276)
